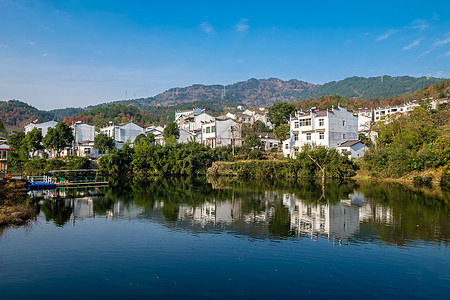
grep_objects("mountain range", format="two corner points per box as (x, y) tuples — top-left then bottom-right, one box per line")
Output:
(0, 75), (446, 132)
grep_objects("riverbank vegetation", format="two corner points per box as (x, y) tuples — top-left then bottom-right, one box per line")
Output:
(360, 104), (449, 182)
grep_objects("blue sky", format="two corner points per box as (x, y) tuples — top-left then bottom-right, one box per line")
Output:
(1, 0), (449, 110)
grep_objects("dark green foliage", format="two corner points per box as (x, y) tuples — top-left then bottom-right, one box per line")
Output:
(43, 122), (73, 155)
(244, 134), (262, 148)
(135, 133), (155, 145)
(7, 132), (28, 169)
(63, 156), (90, 170)
(94, 133), (115, 154)
(24, 127), (43, 156)
(98, 144), (134, 181)
(163, 122), (180, 140)
(268, 102), (296, 127)
(273, 123), (290, 145)
(248, 149), (263, 160)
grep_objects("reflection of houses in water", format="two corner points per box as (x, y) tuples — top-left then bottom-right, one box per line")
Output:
(178, 201), (236, 226)
(106, 202), (144, 219)
(284, 192), (393, 240)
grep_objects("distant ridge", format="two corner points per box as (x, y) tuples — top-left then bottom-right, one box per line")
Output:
(0, 75), (446, 132)
(98, 75), (445, 108)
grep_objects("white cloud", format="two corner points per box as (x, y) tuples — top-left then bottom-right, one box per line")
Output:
(420, 33), (450, 56)
(376, 29), (397, 41)
(440, 51), (450, 58)
(236, 18), (249, 33)
(402, 40), (420, 50)
(29, 41), (36, 45)
(433, 35), (450, 47)
(406, 19), (430, 30)
(201, 21), (215, 35)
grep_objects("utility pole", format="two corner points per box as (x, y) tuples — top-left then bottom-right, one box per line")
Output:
(231, 125), (235, 157)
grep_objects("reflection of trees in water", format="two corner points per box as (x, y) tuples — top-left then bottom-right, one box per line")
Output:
(268, 203), (295, 237)
(40, 200), (73, 227)
(23, 177), (450, 244)
(355, 182), (449, 246)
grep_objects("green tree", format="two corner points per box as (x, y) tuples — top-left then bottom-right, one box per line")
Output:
(24, 127), (43, 156)
(244, 134), (262, 148)
(273, 123), (290, 150)
(134, 133), (155, 145)
(7, 131), (28, 169)
(94, 133), (115, 154)
(163, 122), (180, 140)
(43, 122), (73, 156)
(268, 102), (296, 127)
(7, 131), (25, 149)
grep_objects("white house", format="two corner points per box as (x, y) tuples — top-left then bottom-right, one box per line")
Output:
(24, 120), (58, 136)
(337, 140), (368, 159)
(179, 112), (215, 133)
(178, 128), (197, 144)
(283, 107), (358, 157)
(72, 122), (99, 157)
(100, 121), (144, 148)
(201, 118), (241, 148)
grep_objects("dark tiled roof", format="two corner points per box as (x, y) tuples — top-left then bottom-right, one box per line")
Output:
(338, 140), (361, 147)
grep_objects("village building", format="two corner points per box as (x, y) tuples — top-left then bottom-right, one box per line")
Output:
(24, 120), (58, 137)
(258, 134), (280, 151)
(0, 141), (10, 179)
(201, 117), (241, 148)
(100, 121), (144, 148)
(283, 106), (358, 158)
(337, 140), (368, 159)
(177, 110), (214, 133)
(71, 122), (99, 157)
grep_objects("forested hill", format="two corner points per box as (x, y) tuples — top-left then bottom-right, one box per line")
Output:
(102, 75), (444, 108)
(0, 76), (446, 133)
(0, 100), (55, 133)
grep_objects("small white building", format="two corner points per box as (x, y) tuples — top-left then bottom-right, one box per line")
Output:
(100, 122), (144, 148)
(24, 120), (58, 137)
(337, 140), (368, 159)
(284, 107), (358, 157)
(201, 118), (241, 148)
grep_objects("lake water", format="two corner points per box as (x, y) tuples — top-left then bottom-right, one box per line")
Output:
(1, 178), (449, 299)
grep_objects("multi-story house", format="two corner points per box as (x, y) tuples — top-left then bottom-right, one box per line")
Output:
(176, 109), (214, 133)
(201, 117), (241, 148)
(283, 106), (358, 157)
(72, 122), (98, 157)
(100, 121), (144, 148)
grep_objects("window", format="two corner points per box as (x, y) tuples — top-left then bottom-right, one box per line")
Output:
(343, 134), (346, 139)
(285, 144), (289, 149)
(294, 133), (298, 141)
(203, 128), (205, 133)
(319, 132), (324, 140)
(294, 121), (299, 128)
(319, 119), (324, 126)
(306, 133), (311, 140)
(212, 126), (216, 133)
(342, 120), (346, 126)
(206, 127), (210, 133)
(299, 118), (311, 126)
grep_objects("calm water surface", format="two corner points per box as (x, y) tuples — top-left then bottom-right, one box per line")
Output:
(1, 178), (449, 299)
